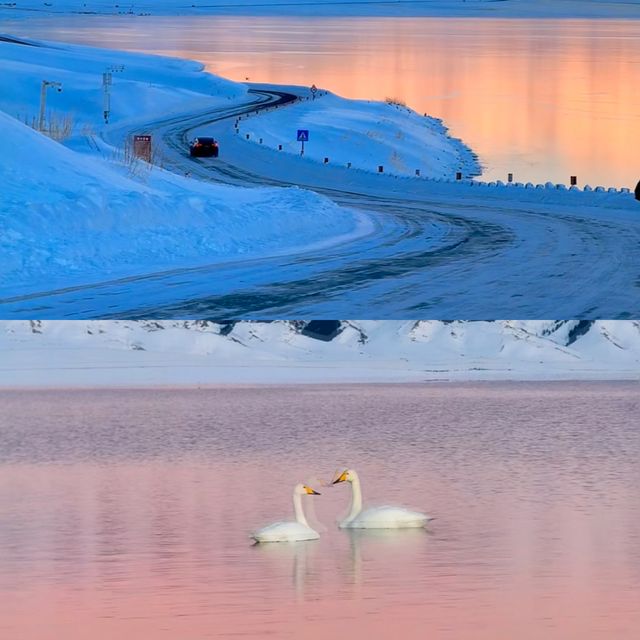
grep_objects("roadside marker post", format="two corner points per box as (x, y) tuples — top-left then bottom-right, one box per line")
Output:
(297, 129), (309, 155)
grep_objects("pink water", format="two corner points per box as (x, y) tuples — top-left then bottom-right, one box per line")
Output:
(1, 383), (640, 639)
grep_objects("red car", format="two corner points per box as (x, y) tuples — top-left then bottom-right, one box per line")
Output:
(189, 136), (219, 158)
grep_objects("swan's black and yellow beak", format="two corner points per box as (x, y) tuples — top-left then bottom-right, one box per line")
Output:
(332, 470), (349, 484)
(304, 486), (321, 495)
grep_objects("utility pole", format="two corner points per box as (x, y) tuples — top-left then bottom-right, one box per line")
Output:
(102, 65), (124, 124)
(39, 80), (62, 132)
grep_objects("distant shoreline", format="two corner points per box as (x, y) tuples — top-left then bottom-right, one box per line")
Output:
(2, 0), (640, 21)
(1, 354), (637, 389)
(1, 378), (638, 391)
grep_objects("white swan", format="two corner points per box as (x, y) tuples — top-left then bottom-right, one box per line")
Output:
(332, 469), (433, 529)
(251, 484), (322, 543)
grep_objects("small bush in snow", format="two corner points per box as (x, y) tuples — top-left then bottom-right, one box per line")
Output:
(24, 110), (74, 142)
(385, 96), (407, 108)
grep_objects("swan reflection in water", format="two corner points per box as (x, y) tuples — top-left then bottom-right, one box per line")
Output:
(343, 527), (432, 590)
(252, 536), (321, 600)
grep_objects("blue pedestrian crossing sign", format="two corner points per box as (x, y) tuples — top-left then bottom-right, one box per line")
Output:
(297, 129), (309, 142)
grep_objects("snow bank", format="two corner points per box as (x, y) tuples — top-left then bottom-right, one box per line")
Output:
(0, 106), (367, 296)
(2, 0), (639, 19)
(1, 320), (638, 387)
(236, 92), (479, 179)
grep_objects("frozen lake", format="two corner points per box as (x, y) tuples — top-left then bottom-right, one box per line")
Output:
(1, 383), (640, 638)
(5, 16), (640, 188)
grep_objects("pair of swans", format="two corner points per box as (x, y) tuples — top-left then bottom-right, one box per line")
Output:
(251, 468), (433, 543)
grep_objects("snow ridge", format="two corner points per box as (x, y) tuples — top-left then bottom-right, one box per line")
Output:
(1, 320), (639, 387)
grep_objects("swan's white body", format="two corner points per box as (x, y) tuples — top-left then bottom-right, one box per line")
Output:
(252, 484), (321, 543)
(333, 469), (433, 529)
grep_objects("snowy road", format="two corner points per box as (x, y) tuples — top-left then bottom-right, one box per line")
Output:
(2, 88), (639, 318)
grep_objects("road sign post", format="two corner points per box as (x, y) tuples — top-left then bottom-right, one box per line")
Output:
(297, 129), (309, 156)
(102, 65), (124, 124)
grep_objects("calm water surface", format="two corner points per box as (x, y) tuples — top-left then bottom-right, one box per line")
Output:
(6, 16), (640, 187)
(1, 383), (640, 639)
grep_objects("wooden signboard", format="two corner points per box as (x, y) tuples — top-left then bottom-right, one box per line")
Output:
(133, 134), (152, 162)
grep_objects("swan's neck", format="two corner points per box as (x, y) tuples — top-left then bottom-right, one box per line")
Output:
(347, 474), (363, 521)
(293, 491), (309, 527)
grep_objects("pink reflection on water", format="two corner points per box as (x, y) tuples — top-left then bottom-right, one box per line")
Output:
(1, 384), (640, 638)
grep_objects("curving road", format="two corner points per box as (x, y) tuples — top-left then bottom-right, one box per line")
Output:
(2, 88), (639, 318)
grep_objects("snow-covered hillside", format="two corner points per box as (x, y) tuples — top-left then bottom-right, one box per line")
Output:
(2, 0), (639, 18)
(0, 37), (372, 295)
(0, 34), (246, 128)
(1, 320), (638, 387)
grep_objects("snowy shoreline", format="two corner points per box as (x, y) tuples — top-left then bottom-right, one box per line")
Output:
(1, 321), (639, 388)
(233, 91), (481, 180)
